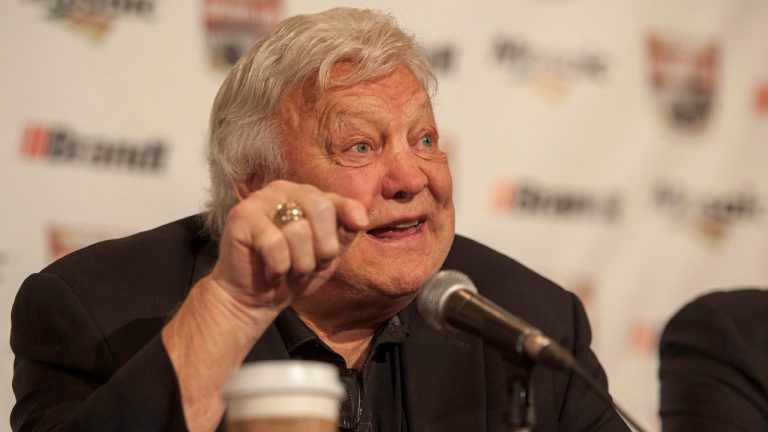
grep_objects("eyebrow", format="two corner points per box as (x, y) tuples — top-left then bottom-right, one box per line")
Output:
(318, 98), (435, 152)
(320, 113), (367, 154)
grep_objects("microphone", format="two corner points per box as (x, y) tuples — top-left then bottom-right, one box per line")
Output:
(416, 269), (575, 369)
(416, 269), (649, 432)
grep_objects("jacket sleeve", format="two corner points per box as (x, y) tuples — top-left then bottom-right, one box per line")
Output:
(659, 293), (768, 432)
(10, 272), (188, 432)
(558, 292), (630, 432)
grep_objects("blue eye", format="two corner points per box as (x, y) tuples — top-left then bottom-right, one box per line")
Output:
(352, 143), (371, 153)
(420, 135), (435, 147)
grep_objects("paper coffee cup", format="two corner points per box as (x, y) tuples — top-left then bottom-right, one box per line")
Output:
(223, 360), (344, 432)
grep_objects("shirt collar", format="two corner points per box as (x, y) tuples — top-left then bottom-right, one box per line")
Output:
(275, 304), (411, 357)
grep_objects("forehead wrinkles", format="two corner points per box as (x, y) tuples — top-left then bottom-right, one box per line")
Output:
(319, 67), (432, 122)
(332, 112), (367, 135)
(317, 94), (435, 138)
(319, 101), (384, 139)
(278, 69), (435, 149)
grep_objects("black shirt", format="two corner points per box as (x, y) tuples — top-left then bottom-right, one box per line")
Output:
(275, 308), (409, 432)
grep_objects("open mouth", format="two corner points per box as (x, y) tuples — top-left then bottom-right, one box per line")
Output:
(366, 219), (425, 239)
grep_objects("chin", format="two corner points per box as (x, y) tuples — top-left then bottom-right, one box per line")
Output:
(334, 228), (455, 302)
(334, 256), (443, 302)
(370, 273), (428, 299)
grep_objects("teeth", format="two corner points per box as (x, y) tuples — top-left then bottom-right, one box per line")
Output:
(392, 220), (419, 229)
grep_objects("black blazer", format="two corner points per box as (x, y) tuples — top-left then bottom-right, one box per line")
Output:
(659, 289), (768, 431)
(11, 215), (627, 431)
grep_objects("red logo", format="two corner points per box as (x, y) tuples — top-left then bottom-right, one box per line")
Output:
(18, 123), (168, 173)
(629, 321), (658, 354)
(20, 124), (52, 159)
(204, 0), (281, 69)
(755, 82), (768, 114)
(647, 34), (719, 132)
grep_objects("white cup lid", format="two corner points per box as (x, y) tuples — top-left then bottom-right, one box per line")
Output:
(223, 360), (344, 400)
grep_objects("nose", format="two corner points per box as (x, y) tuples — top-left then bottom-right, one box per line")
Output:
(381, 148), (428, 200)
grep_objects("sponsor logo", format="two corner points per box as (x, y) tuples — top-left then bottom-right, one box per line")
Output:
(48, 223), (134, 262)
(629, 321), (658, 354)
(647, 34), (719, 133)
(492, 35), (608, 99)
(493, 180), (622, 223)
(544, 269), (598, 324)
(25, 0), (156, 41)
(19, 123), (169, 173)
(203, 0), (281, 70)
(426, 44), (457, 75)
(755, 82), (768, 115)
(654, 182), (762, 244)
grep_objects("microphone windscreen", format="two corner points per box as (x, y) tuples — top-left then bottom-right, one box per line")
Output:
(416, 270), (478, 332)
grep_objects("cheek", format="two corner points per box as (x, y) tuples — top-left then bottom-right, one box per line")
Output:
(317, 168), (380, 208)
(427, 163), (453, 204)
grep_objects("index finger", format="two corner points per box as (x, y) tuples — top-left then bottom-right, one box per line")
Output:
(325, 193), (369, 232)
(288, 190), (368, 263)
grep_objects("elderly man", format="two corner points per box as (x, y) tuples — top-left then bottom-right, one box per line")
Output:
(11, 8), (628, 432)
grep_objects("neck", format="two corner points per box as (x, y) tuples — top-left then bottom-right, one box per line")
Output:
(294, 314), (376, 369)
(292, 284), (414, 369)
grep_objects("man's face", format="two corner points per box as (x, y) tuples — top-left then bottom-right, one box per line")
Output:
(277, 65), (455, 299)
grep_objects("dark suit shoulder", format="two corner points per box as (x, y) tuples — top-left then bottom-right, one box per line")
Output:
(10, 217), (201, 432)
(42, 215), (210, 291)
(445, 235), (579, 337)
(23, 215), (214, 347)
(43, 214), (209, 277)
(676, 288), (768, 321)
(660, 289), (768, 431)
(662, 288), (768, 350)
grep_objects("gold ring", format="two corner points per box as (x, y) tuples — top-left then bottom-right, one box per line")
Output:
(274, 201), (304, 226)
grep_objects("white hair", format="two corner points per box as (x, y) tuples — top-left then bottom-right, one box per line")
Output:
(204, 7), (436, 237)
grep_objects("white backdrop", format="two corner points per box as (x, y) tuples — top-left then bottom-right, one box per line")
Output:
(2, 0), (768, 429)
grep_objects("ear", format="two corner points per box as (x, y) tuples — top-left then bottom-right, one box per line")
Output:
(233, 172), (269, 201)
(233, 180), (253, 201)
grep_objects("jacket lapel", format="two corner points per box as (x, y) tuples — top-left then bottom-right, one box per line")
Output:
(401, 304), (487, 432)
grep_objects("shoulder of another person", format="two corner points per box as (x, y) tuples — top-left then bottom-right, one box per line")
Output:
(671, 288), (768, 343)
(689, 288), (768, 314)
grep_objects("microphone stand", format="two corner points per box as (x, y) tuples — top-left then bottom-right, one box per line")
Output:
(502, 356), (536, 432)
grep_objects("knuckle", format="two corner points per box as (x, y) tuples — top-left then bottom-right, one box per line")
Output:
(267, 246), (291, 276)
(298, 183), (321, 195)
(268, 179), (291, 190)
(258, 228), (286, 255)
(272, 253), (291, 275)
(226, 201), (250, 223)
(315, 239), (340, 260)
(313, 198), (336, 219)
(281, 218), (311, 237)
(293, 256), (316, 275)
